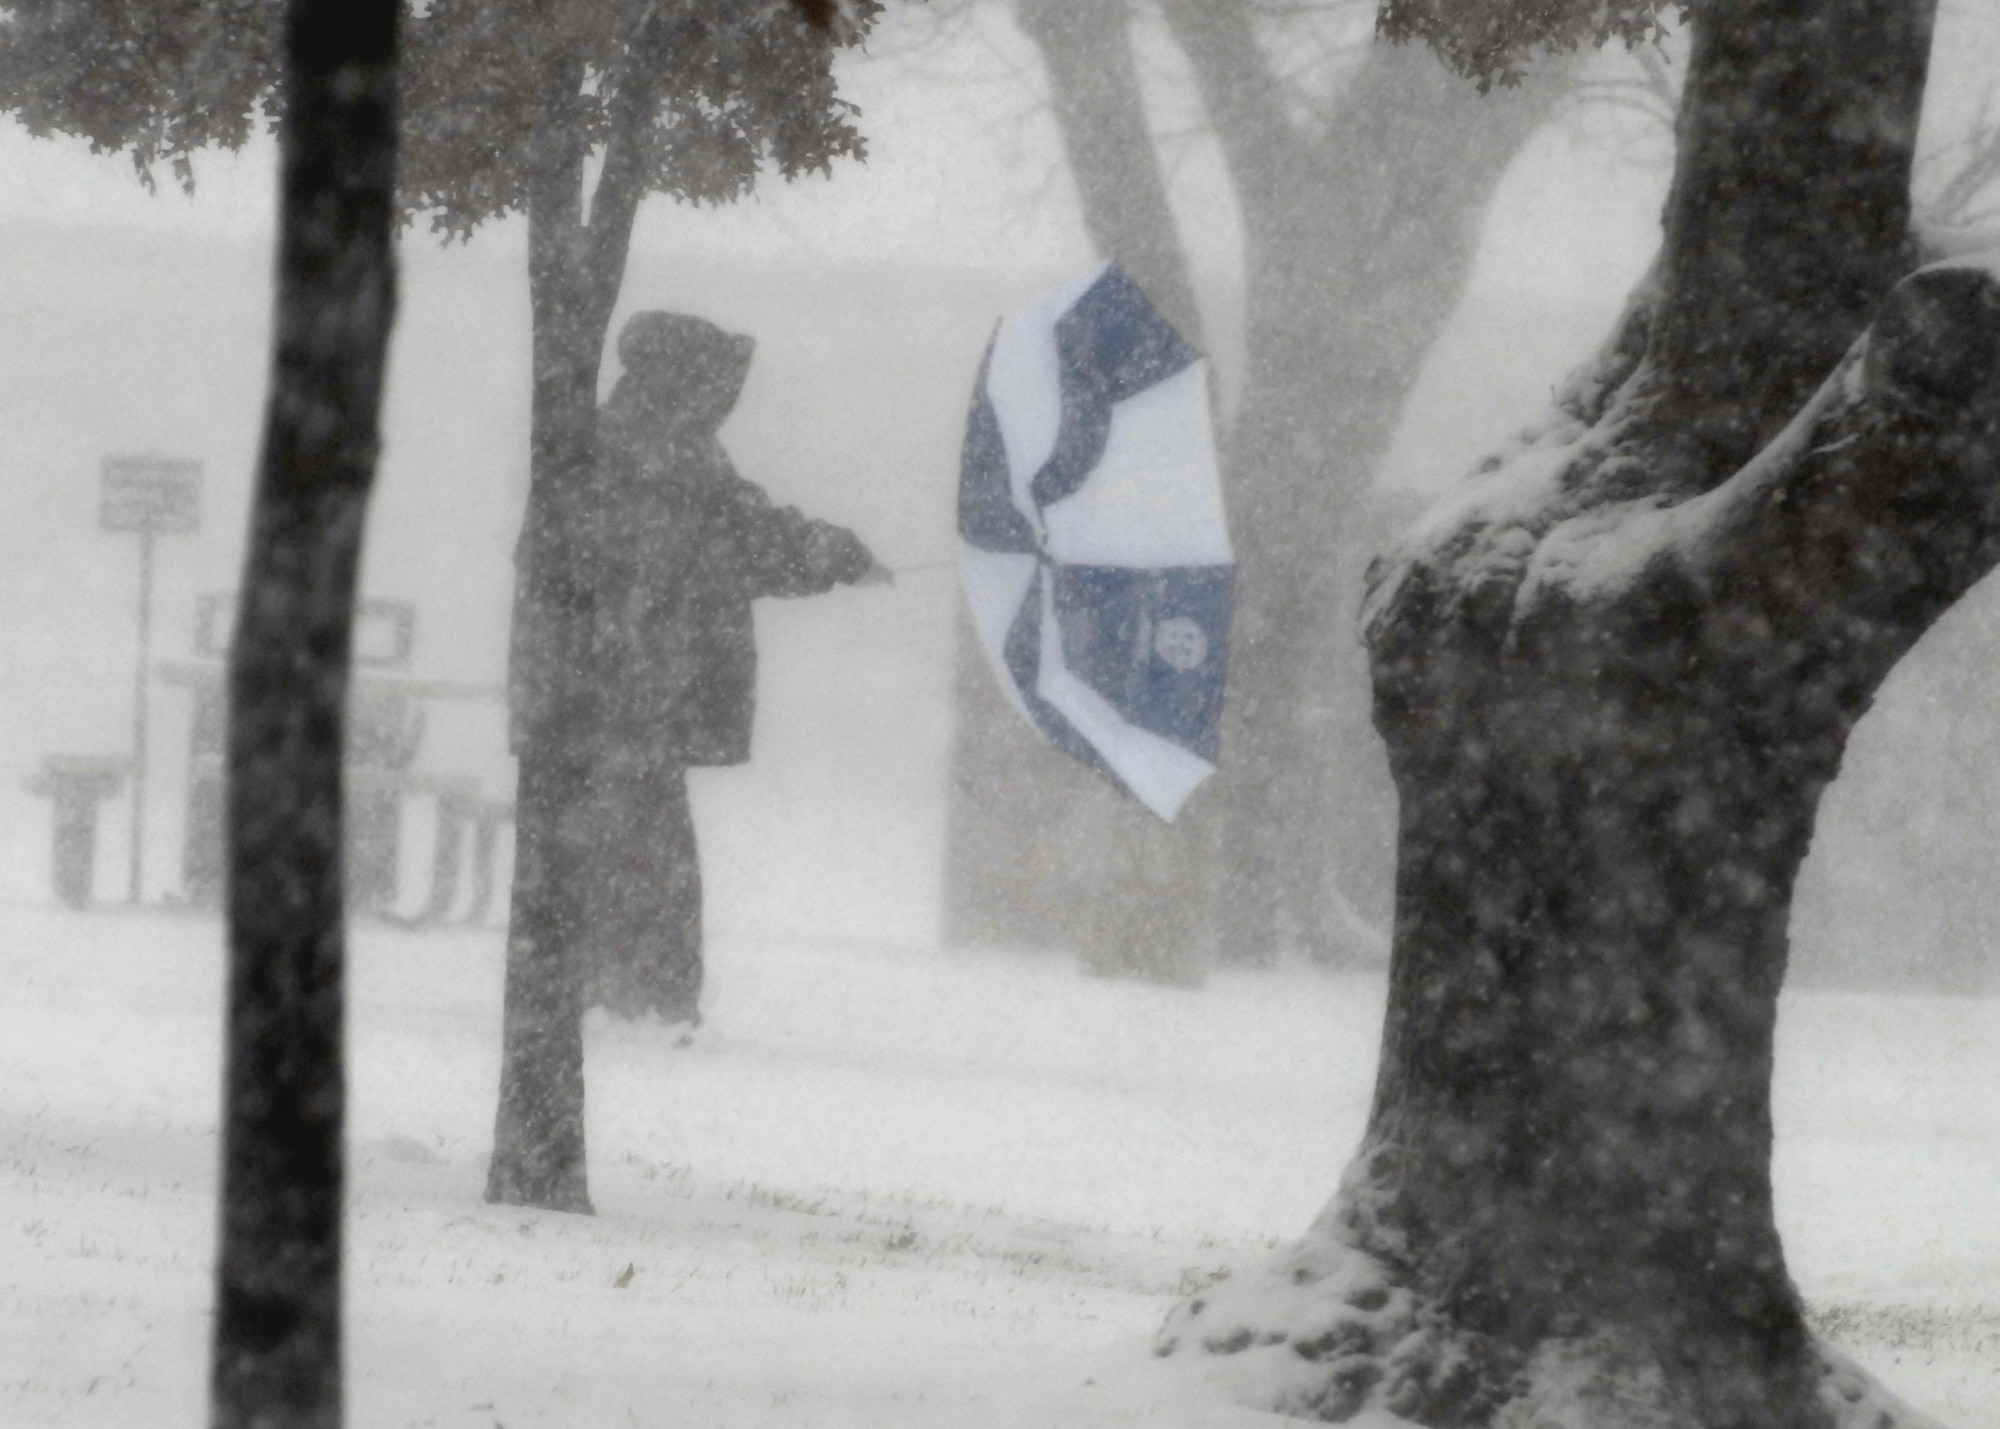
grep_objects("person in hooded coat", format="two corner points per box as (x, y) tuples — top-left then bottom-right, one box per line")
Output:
(519, 310), (886, 1028)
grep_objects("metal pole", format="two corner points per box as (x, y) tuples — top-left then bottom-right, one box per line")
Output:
(129, 527), (153, 904)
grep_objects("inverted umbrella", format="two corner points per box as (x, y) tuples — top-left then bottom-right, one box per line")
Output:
(958, 261), (1233, 822)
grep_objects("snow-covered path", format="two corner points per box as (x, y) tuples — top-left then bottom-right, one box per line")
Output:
(1, 905), (1994, 1426)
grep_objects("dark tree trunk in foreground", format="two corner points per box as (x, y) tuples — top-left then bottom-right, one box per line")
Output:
(1161, 1), (1985, 1424)
(486, 52), (653, 1213)
(212, 2), (398, 1426)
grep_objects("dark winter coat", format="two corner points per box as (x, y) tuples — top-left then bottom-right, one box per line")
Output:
(580, 316), (872, 767)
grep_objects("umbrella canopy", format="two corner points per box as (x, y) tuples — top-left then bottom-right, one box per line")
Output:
(958, 262), (1234, 822)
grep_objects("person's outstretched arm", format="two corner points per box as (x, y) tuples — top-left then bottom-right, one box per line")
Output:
(711, 466), (887, 598)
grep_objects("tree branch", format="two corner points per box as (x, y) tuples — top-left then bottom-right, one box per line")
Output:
(1016, 0), (1205, 345)
(1689, 259), (2000, 657)
(515, 52), (594, 607)
(1153, 0), (1309, 218)
(1376, 259), (2000, 701)
(578, 0), (669, 342)
(1648, 0), (1935, 476)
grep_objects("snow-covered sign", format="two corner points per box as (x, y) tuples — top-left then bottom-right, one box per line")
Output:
(957, 262), (1233, 822)
(99, 455), (201, 535)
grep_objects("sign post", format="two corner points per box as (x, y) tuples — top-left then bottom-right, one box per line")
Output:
(100, 456), (201, 904)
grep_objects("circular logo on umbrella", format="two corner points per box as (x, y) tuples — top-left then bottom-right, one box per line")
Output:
(1153, 616), (1208, 671)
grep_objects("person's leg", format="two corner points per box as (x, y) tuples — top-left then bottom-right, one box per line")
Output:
(576, 749), (650, 1016)
(571, 750), (626, 1014)
(654, 766), (703, 1024)
(581, 757), (701, 1024)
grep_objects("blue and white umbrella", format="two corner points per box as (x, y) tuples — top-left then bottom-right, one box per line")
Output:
(958, 262), (1233, 822)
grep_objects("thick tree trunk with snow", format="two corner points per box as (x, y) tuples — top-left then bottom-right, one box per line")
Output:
(1158, 1), (1994, 1423)
(211, 2), (398, 1425)
(487, 56), (652, 1213)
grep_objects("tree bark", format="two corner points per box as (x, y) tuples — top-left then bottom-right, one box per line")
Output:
(486, 48), (651, 1213)
(211, 1), (398, 1425)
(1016, 0), (1204, 343)
(1157, 2), (1982, 1424)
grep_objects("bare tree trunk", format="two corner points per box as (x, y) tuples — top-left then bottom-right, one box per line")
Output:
(487, 61), (601, 1216)
(486, 44), (655, 1212)
(1156, 2), (1981, 1424)
(211, 1), (398, 1425)
(1017, 0), (1203, 341)
(1153, 8), (1562, 964)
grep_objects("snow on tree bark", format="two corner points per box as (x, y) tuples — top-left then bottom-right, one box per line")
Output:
(1155, 0), (1989, 1424)
(212, 1), (398, 1425)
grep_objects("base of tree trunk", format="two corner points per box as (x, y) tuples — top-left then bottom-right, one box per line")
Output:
(484, 1178), (593, 1216)
(485, 742), (594, 1216)
(484, 1051), (594, 1217)
(1153, 1177), (1939, 1428)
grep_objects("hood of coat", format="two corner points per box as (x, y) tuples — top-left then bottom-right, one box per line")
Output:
(609, 311), (755, 440)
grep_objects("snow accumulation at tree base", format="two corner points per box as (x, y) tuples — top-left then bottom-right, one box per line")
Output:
(1155, 1176), (1941, 1427)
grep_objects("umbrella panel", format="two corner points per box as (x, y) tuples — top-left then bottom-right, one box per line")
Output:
(1049, 564), (1230, 762)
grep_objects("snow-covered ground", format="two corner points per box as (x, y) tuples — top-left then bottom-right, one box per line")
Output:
(1, 905), (1995, 1427)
